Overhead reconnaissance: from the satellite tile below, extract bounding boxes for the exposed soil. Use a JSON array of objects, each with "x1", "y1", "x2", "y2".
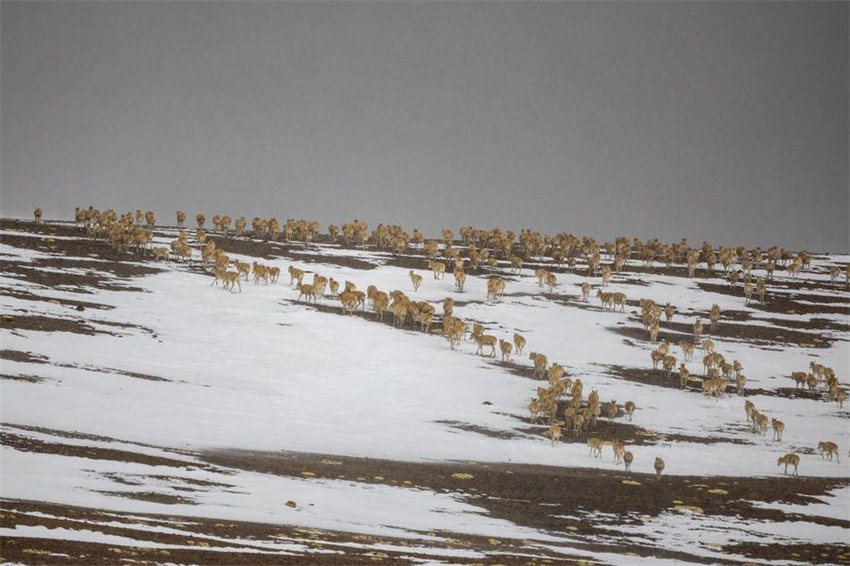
[
  {"x1": 609, "y1": 317, "x2": 835, "y2": 349},
  {"x1": 696, "y1": 282, "x2": 850, "y2": 316},
  {"x1": 0, "y1": 313, "x2": 114, "y2": 336},
  {"x1": 0, "y1": 432, "x2": 211, "y2": 471}
]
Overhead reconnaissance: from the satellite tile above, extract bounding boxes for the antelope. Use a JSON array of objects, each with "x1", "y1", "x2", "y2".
[
  {"x1": 709, "y1": 304, "x2": 721, "y2": 332},
  {"x1": 744, "y1": 280, "x2": 754, "y2": 303},
  {"x1": 268, "y1": 266, "x2": 281, "y2": 284},
  {"x1": 597, "y1": 290, "x2": 614, "y2": 310},
  {"x1": 662, "y1": 355, "x2": 676, "y2": 379},
  {"x1": 679, "y1": 340, "x2": 695, "y2": 362},
  {"x1": 428, "y1": 259, "x2": 446, "y2": 279},
  {"x1": 474, "y1": 333, "x2": 498, "y2": 357},
  {"x1": 443, "y1": 297, "x2": 454, "y2": 318},
  {"x1": 513, "y1": 333, "x2": 526, "y2": 356},
  {"x1": 791, "y1": 371, "x2": 808, "y2": 389},
  {"x1": 818, "y1": 441, "x2": 839, "y2": 463},
  {"x1": 805, "y1": 374, "x2": 818, "y2": 391},
  {"x1": 529, "y1": 352, "x2": 548, "y2": 378},
  {"x1": 611, "y1": 292, "x2": 627, "y2": 312},
  {"x1": 693, "y1": 318, "x2": 704, "y2": 340},
  {"x1": 373, "y1": 292, "x2": 389, "y2": 321},
  {"x1": 196, "y1": 213, "x2": 205, "y2": 228},
  {"x1": 234, "y1": 259, "x2": 251, "y2": 281},
  {"x1": 296, "y1": 282, "x2": 317, "y2": 304},
  {"x1": 288, "y1": 265, "x2": 305, "y2": 286},
  {"x1": 624, "y1": 401, "x2": 635, "y2": 421},
  {"x1": 339, "y1": 291, "x2": 359, "y2": 315},
  {"x1": 546, "y1": 423, "x2": 562, "y2": 446},
  {"x1": 651, "y1": 349, "x2": 665, "y2": 370},
  {"x1": 499, "y1": 339, "x2": 513, "y2": 362},
  {"x1": 736, "y1": 374, "x2": 747, "y2": 396},
  {"x1": 222, "y1": 270, "x2": 241, "y2": 293},
  {"x1": 581, "y1": 282, "x2": 591, "y2": 302},
  {"x1": 771, "y1": 418, "x2": 785, "y2": 441},
  {"x1": 679, "y1": 364, "x2": 691, "y2": 389},
  {"x1": 587, "y1": 437, "x2": 604, "y2": 458},
  {"x1": 409, "y1": 270, "x2": 423, "y2": 291},
  {"x1": 601, "y1": 266, "x2": 611, "y2": 286},
  {"x1": 510, "y1": 255, "x2": 524, "y2": 274},
  {"x1": 454, "y1": 269, "x2": 467, "y2": 292},
  {"x1": 744, "y1": 400, "x2": 756, "y2": 422},
  {"x1": 757, "y1": 277, "x2": 767, "y2": 303},
  {"x1": 604, "y1": 400, "x2": 618, "y2": 422},
  {"x1": 535, "y1": 268, "x2": 549, "y2": 287},
  {"x1": 777, "y1": 453, "x2": 800, "y2": 476},
  {"x1": 34, "y1": 207, "x2": 42, "y2": 223},
  {"x1": 623, "y1": 451, "x2": 634, "y2": 472},
  {"x1": 487, "y1": 277, "x2": 506, "y2": 301},
  {"x1": 832, "y1": 386, "x2": 846, "y2": 409},
  {"x1": 176, "y1": 210, "x2": 186, "y2": 228},
  {"x1": 152, "y1": 246, "x2": 169, "y2": 261},
  {"x1": 328, "y1": 278, "x2": 340, "y2": 297},
  {"x1": 611, "y1": 440, "x2": 625, "y2": 464},
  {"x1": 664, "y1": 303, "x2": 675, "y2": 324},
  {"x1": 545, "y1": 272, "x2": 557, "y2": 293},
  {"x1": 648, "y1": 320, "x2": 660, "y2": 343},
  {"x1": 654, "y1": 457, "x2": 665, "y2": 478}
]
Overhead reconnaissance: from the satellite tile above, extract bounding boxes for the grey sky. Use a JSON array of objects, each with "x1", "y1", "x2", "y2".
[{"x1": 2, "y1": 1, "x2": 847, "y2": 251}]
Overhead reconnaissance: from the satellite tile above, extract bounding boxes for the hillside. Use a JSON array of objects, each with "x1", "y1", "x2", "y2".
[{"x1": 1, "y1": 217, "x2": 848, "y2": 565}]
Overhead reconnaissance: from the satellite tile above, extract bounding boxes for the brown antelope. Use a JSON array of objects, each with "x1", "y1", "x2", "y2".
[
  {"x1": 454, "y1": 269, "x2": 467, "y2": 292},
  {"x1": 296, "y1": 282, "x2": 317, "y2": 304},
  {"x1": 624, "y1": 401, "x2": 635, "y2": 421},
  {"x1": 529, "y1": 352, "x2": 548, "y2": 378},
  {"x1": 268, "y1": 266, "x2": 281, "y2": 284},
  {"x1": 818, "y1": 441, "x2": 839, "y2": 463},
  {"x1": 328, "y1": 278, "x2": 340, "y2": 297},
  {"x1": 777, "y1": 453, "x2": 800, "y2": 476},
  {"x1": 176, "y1": 210, "x2": 186, "y2": 228},
  {"x1": 611, "y1": 292, "x2": 627, "y2": 312},
  {"x1": 474, "y1": 333, "x2": 498, "y2": 357},
  {"x1": 535, "y1": 268, "x2": 549, "y2": 287},
  {"x1": 288, "y1": 265, "x2": 305, "y2": 286},
  {"x1": 487, "y1": 277, "x2": 506, "y2": 301},
  {"x1": 499, "y1": 339, "x2": 513, "y2": 362},
  {"x1": 654, "y1": 457, "x2": 665, "y2": 478},
  {"x1": 597, "y1": 290, "x2": 614, "y2": 310},
  {"x1": 757, "y1": 277, "x2": 767, "y2": 302},
  {"x1": 409, "y1": 270, "x2": 423, "y2": 291},
  {"x1": 234, "y1": 259, "x2": 251, "y2": 281},
  {"x1": 222, "y1": 270, "x2": 241, "y2": 293},
  {"x1": 443, "y1": 297, "x2": 454, "y2": 318},
  {"x1": 611, "y1": 440, "x2": 625, "y2": 464},
  {"x1": 339, "y1": 291, "x2": 359, "y2": 315},
  {"x1": 664, "y1": 303, "x2": 675, "y2": 324},
  {"x1": 623, "y1": 451, "x2": 634, "y2": 472},
  {"x1": 545, "y1": 272, "x2": 557, "y2": 293},
  {"x1": 791, "y1": 371, "x2": 808, "y2": 389},
  {"x1": 709, "y1": 304, "x2": 721, "y2": 332},
  {"x1": 736, "y1": 374, "x2": 746, "y2": 396},
  {"x1": 679, "y1": 340, "x2": 695, "y2": 362},
  {"x1": 513, "y1": 333, "x2": 526, "y2": 356},
  {"x1": 679, "y1": 364, "x2": 691, "y2": 389},
  {"x1": 771, "y1": 418, "x2": 785, "y2": 441},
  {"x1": 581, "y1": 282, "x2": 591, "y2": 302},
  {"x1": 34, "y1": 207, "x2": 43, "y2": 223},
  {"x1": 587, "y1": 437, "x2": 604, "y2": 458},
  {"x1": 428, "y1": 259, "x2": 446, "y2": 279},
  {"x1": 693, "y1": 318, "x2": 704, "y2": 340}
]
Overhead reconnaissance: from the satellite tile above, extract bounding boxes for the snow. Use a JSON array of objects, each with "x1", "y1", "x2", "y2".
[{"x1": 2, "y1": 226, "x2": 849, "y2": 561}]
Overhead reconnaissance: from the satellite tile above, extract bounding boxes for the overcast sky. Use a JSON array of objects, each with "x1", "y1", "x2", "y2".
[{"x1": 2, "y1": 1, "x2": 847, "y2": 251}]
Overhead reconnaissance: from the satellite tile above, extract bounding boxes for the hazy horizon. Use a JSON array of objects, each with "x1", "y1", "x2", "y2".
[{"x1": 2, "y1": 1, "x2": 848, "y2": 252}]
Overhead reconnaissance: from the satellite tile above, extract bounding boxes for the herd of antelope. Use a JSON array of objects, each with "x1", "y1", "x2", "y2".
[{"x1": 35, "y1": 206, "x2": 850, "y2": 476}]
